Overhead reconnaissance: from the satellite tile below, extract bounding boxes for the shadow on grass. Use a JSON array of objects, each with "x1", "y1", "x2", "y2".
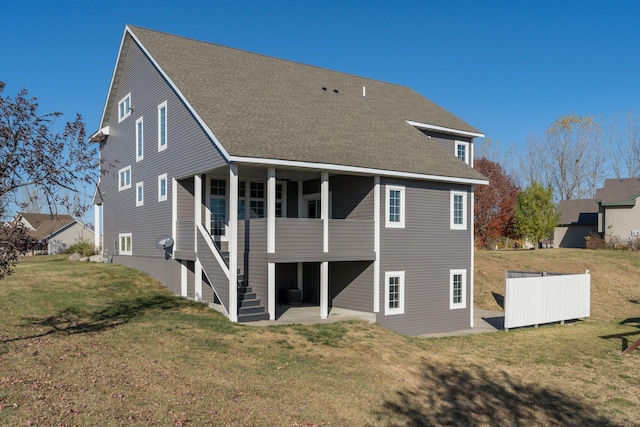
[
  {"x1": 377, "y1": 363, "x2": 620, "y2": 426},
  {"x1": 3, "y1": 294, "x2": 182, "y2": 343},
  {"x1": 600, "y1": 317, "x2": 640, "y2": 353}
]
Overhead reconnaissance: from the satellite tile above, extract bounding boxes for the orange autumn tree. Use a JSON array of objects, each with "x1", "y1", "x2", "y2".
[{"x1": 474, "y1": 157, "x2": 519, "y2": 248}]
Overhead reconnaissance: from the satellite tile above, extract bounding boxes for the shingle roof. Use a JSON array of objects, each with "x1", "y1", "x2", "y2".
[
  {"x1": 556, "y1": 199, "x2": 598, "y2": 225},
  {"x1": 102, "y1": 26, "x2": 487, "y2": 182},
  {"x1": 18, "y1": 213, "x2": 76, "y2": 240},
  {"x1": 594, "y1": 178, "x2": 640, "y2": 206}
]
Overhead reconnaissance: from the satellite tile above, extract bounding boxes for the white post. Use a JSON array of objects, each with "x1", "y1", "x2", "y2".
[
  {"x1": 268, "y1": 262, "x2": 276, "y2": 320},
  {"x1": 94, "y1": 204, "x2": 101, "y2": 253},
  {"x1": 373, "y1": 176, "x2": 380, "y2": 312},
  {"x1": 171, "y1": 178, "x2": 177, "y2": 255},
  {"x1": 181, "y1": 261, "x2": 188, "y2": 297},
  {"x1": 469, "y1": 186, "x2": 475, "y2": 328},
  {"x1": 194, "y1": 174, "x2": 202, "y2": 301},
  {"x1": 320, "y1": 261, "x2": 328, "y2": 319},
  {"x1": 229, "y1": 165, "x2": 239, "y2": 322},
  {"x1": 321, "y1": 172, "x2": 329, "y2": 253},
  {"x1": 267, "y1": 168, "x2": 276, "y2": 253}
]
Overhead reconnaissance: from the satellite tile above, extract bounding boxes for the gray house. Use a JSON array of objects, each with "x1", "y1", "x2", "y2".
[
  {"x1": 91, "y1": 26, "x2": 487, "y2": 335},
  {"x1": 554, "y1": 199, "x2": 598, "y2": 248},
  {"x1": 595, "y1": 178, "x2": 640, "y2": 243}
]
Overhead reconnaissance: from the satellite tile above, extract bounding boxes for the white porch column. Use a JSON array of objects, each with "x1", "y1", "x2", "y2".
[
  {"x1": 229, "y1": 165, "x2": 239, "y2": 322},
  {"x1": 470, "y1": 185, "x2": 475, "y2": 328},
  {"x1": 194, "y1": 174, "x2": 202, "y2": 301},
  {"x1": 180, "y1": 261, "x2": 188, "y2": 297},
  {"x1": 321, "y1": 172, "x2": 329, "y2": 253},
  {"x1": 373, "y1": 175, "x2": 380, "y2": 312},
  {"x1": 267, "y1": 167, "x2": 276, "y2": 253},
  {"x1": 268, "y1": 262, "x2": 276, "y2": 320},
  {"x1": 93, "y1": 204, "x2": 101, "y2": 253},
  {"x1": 172, "y1": 178, "x2": 177, "y2": 256},
  {"x1": 320, "y1": 261, "x2": 328, "y2": 319}
]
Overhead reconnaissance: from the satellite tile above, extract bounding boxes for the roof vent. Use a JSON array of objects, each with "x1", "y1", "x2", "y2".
[
  {"x1": 363, "y1": 86, "x2": 366, "y2": 97},
  {"x1": 333, "y1": 89, "x2": 339, "y2": 93},
  {"x1": 322, "y1": 87, "x2": 327, "y2": 91}
]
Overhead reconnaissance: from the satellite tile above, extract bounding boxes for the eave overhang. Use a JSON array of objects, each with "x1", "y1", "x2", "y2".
[
  {"x1": 89, "y1": 126, "x2": 110, "y2": 143},
  {"x1": 406, "y1": 120, "x2": 485, "y2": 139}
]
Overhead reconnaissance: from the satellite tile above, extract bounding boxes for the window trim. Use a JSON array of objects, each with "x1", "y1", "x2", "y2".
[
  {"x1": 135, "y1": 116, "x2": 144, "y2": 161},
  {"x1": 450, "y1": 190, "x2": 467, "y2": 230},
  {"x1": 118, "y1": 93, "x2": 131, "y2": 123},
  {"x1": 118, "y1": 166, "x2": 131, "y2": 191},
  {"x1": 384, "y1": 271, "x2": 405, "y2": 315},
  {"x1": 119, "y1": 233, "x2": 132, "y2": 256},
  {"x1": 455, "y1": 141, "x2": 469, "y2": 165},
  {"x1": 158, "y1": 173, "x2": 168, "y2": 202},
  {"x1": 450, "y1": 269, "x2": 467, "y2": 309},
  {"x1": 158, "y1": 101, "x2": 167, "y2": 152},
  {"x1": 136, "y1": 182, "x2": 144, "y2": 207},
  {"x1": 385, "y1": 185, "x2": 405, "y2": 228}
]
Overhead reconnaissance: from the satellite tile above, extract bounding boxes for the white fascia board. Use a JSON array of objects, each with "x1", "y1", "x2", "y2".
[
  {"x1": 126, "y1": 27, "x2": 231, "y2": 162},
  {"x1": 406, "y1": 120, "x2": 485, "y2": 139},
  {"x1": 230, "y1": 156, "x2": 489, "y2": 186},
  {"x1": 89, "y1": 126, "x2": 110, "y2": 142}
]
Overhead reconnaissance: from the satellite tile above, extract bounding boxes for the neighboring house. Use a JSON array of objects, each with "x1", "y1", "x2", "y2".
[
  {"x1": 91, "y1": 26, "x2": 488, "y2": 335},
  {"x1": 595, "y1": 178, "x2": 640, "y2": 243},
  {"x1": 9, "y1": 213, "x2": 95, "y2": 254},
  {"x1": 554, "y1": 199, "x2": 598, "y2": 248}
]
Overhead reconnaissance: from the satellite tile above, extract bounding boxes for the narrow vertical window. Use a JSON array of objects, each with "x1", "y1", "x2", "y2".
[
  {"x1": 450, "y1": 191, "x2": 467, "y2": 230},
  {"x1": 158, "y1": 173, "x2": 168, "y2": 202},
  {"x1": 455, "y1": 141, "x2": 469, "y2": 165},
  {"x1": 384, "y1": 271, "x2": 405, "y2": 315},
  {"x1": 158, "y1": 101, "x2": 167, "y2": 151},
  {"x1": 118, "y1": 166, "x2": 131, "y2": 191},
  {"x1": 385, "y1": 185, "x2": 405, "y2": 228},
  {"x1": 210, "y1": 178, "x2": 226, "y2": 236},
  {"x1": 118, "y1": 93, "x2": 131, "y2": 122},
  {"x1": 450, "y1": 269, "x2": 467, "y2": 309},
  {"x1": 119, "y1": 233, "x2": 132, "y2": 255},
  {"x1": 136, "y1": 182, "x2": 144, "y2": 206},
  {"x1": 136, "y1": 117, "x2": 144, "y2": 161}
]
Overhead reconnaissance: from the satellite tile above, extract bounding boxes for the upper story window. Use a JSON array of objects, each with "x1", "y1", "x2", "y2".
[
  {"x1": 136, "y1": 117, "x2": 144, "y2": 161},
  {"x1": 118, "y1": 166, "x2": 131, "y2": 191},
  {"x1": 450, "y1": 269, "x2": 467, "y2": 309},
  {"x1": 158, "y1": 173, "x2": 168, "y2": 202},
  {"x1": 119, "y1": 233, "x2": 132, "y2": 255},
  {"x1": 455, "y1": 141, "x2": 470, "y2": 165},
  {"x1": 136, "y1": 182, "x2": 144, "y2": 206},
  {"x1": 450, "y1": 191, "x2": 467, "y2": 230},
  {"x1": 118, "y1": 93, "x2": 131, "y2": 123},
  {"x1": 158, "y1": 101, "x2": 167, "y2": 151},
  {"x1": 384, "y1": 271, "x2": 405, "y2": 315},
  {"x1": 385, "y1": 185, "x2": 405, "y2": 228}
]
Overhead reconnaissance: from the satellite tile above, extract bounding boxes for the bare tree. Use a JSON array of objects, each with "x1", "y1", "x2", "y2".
[
  {"x1": 609, "y1": 111, "x2": 640, "y2": 179},
  {"x1": 0, "y1": 81, "x2": 99, "y2": 278}
]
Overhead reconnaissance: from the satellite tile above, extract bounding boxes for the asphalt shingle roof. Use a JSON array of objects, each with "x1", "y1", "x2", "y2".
[
  {"x1": 102, "y1": 26, "x2": 487, "y2": 182},
  {"x1": 594, "y1": 178, "x2": 640, "y2": 206},
  {"x1": 556, "y1": 199, "x2": 598, "y2": 225}
]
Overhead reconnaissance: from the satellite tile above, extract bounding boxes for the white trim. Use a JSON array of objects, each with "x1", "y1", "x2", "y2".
[
  {"x1": 194, "y1": 259, "x2": 202, "y2": 301},
  {"x1": 118, "y1": 232, "x2": 132, "y2": 256},
  {"x1": 158, "y1": 173, "x2": 168, "y2": 202},
  {"x1": 117, "y1": 92, "x2": 131, "y2": 123},
  {"x1": 267, "y1": 168, "x2": 276, "y2": 253},
  {"x1": 450, "y1": 190, "x2": 467, "y2": 230},
  {"x1": 89, "y1": 126, "x2": 109, "y2": 142},
  {"x1": 455, "y1": 140, "x2": 470, "y2": 165},
  {"x1": 135, "y1": 116, "x2": 144, "y2": 161},
  {"x1": 229, "y1": 165, "x2": 238, "y2": 322},
  {"x1": 172, "y1": 178, "x2": 177, "y2": 255},
  {"x1": 406, "y1": 120, "x2": 485, "y2": 138},
  {"x1": 302, "y1": 192, "x2": 332, "y2": 218},
  {"x1": 320, "y1": 261, "x2": 329, "y2": 319},
  {"x1": 470, "y1": 186, "x2": 475, "y2": 327},
  {"x1": 158, "y1": 101, "x2": 167, "y2": 152},
  {"x1": 373, "y1": 176, "x2": 380, "y2": 313},
  {"x1": 321, "y1": 172, "x2": 329, "y2": 253},
  {"x1": 118, "y1": 166, "x2": 131, "y2": 191},
  {"x1": 450, "y1": 269, "x2": 467, "y2": 309},
  {"x1": 135, "y1": 181, "x2": 144, "y2": 206},
  {"x1": 94, "y1": 204, "x2": 101, "y2": 253},
  {"x1": 384, "y1": 271, "x2": 405, "y2": 315},
  {"x1": 385, "y1": 185, "x2": 405, "y2": 228},
  {"x1": 230, "y1": 156, "x2": 488, "y2": 186},
  {"x1": 180, "y1": 261, "x2": 187, "y2": 297},
  {"x1": 268, "y1": 262, "x2": 276, "y2": 320},
  {"x1": 194, "y1": 174, "x2": 202, "y2": 250}
]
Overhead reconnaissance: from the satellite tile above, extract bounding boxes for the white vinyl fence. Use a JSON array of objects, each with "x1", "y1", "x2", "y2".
[{"x1": 504, "y1": 270, "x2": 590, "y2": 331}]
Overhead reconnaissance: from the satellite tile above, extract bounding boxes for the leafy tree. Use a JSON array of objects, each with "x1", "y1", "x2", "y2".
[
  {"x1": 513, "y1": 182, "x2": 558, "y2": 249},
  {"x1": 0, "y1": 81, "x2": 98, "y2": 278},
  {"x1": 474, "y1": 157, "x2": 519, "y2": 248}
]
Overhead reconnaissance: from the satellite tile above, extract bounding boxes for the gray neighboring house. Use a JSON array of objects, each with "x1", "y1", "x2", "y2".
[
  {"x1": 554, "y1": 199, "x2": 598, "y2": 248},
  {"x1": 595, "y1": 178, "x2": 640, "y2": 242},
  {"x1": 91, "y1": 25, "x2": 488, "y2": 335},
  {"x1": 13, "y1": 213, "x2": 95, "y2": 254}
]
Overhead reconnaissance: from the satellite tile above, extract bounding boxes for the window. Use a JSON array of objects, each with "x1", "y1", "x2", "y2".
[
  {"x1": 136, "y1": 182, "x2": 144, "y2": 206},
  {"x1": 455, "y1": 141, "x2": 469, "y2": 164},
  {"x1": 384, "y1": 271, "x2": 405, "y2": 315},
  {"x1": 118, "y1": 93, "x2": 131, "y2": 122},
  {"x1": 249, "y1": 182, "x2": 265, "y2": 218},
  {"x1": 210, "y1": 178, "x2": 227, "y2": 236},
  {"x1": 136, "y1": 117, "x2": 144, "y2": 161},
  {"x1": 119, "y1": 233, "x2": 132, "y2": 255},
  {"x1": 450, "y1": 191, "x2": 467, "y2": 230},
  {"x1": 385, "y1": 185, "x2": 405, "y2": 228},
  {"x1": 158, "y1": 101, "x2": 167, "y2": 151},
  {"x1": 118, "y1": 166, "x2": 131, "y2": 191},
  {"x1": 450, "y1": 269, "x2": 467, "y2": 309},
  {"x1": 158, "y1": 174, "x2": 168, "y2": 202}
]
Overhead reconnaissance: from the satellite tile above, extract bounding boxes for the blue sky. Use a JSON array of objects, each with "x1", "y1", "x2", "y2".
[{"x1": 1, "y1": 1, "x2": 639, "y2": 159}]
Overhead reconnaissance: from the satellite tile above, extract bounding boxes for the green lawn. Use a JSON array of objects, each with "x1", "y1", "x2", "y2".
[{"x1": 0, "y1": 252, "x2": 638, "y2": 426}]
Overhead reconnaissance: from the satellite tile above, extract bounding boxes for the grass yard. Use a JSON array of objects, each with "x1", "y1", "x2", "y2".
[{"x1": 0, "y1": 250, "x2": 638, "y2": 426}]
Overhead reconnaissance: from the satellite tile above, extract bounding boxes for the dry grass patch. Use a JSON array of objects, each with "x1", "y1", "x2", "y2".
[{"x1": 0, "y1": 253, "x2": 639, "y2": 425}]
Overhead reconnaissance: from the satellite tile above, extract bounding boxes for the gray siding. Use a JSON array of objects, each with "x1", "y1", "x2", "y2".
[
  {"x1": 377, "y1": 178, "x2": 473, "y2": 336},
  {"x1": 331, "y1": 175, "x2": 374, "y2": 219},
  {"x1": 421, "y1": 130, "x2": 472, "y2": 157},
  {"x1": 197, "y1": 231, "x2": 229, "y2": 309},
  {"x1": 330, "y1": 261, "x2": 374, "y2": 312},
  {"x1": 112, "y1": 255, "x2": 181, "y2": 295},
  {"x1": 101, "y1": 39, "x2": 226, "y2": 291},
  {"x1": 247, "y1": 219, "x2": 268, "y2": 304}
]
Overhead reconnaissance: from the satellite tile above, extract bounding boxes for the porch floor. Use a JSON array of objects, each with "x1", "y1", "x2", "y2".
[{"x1": 247, "y1": 303, "x2": 376, "y2": 326}]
